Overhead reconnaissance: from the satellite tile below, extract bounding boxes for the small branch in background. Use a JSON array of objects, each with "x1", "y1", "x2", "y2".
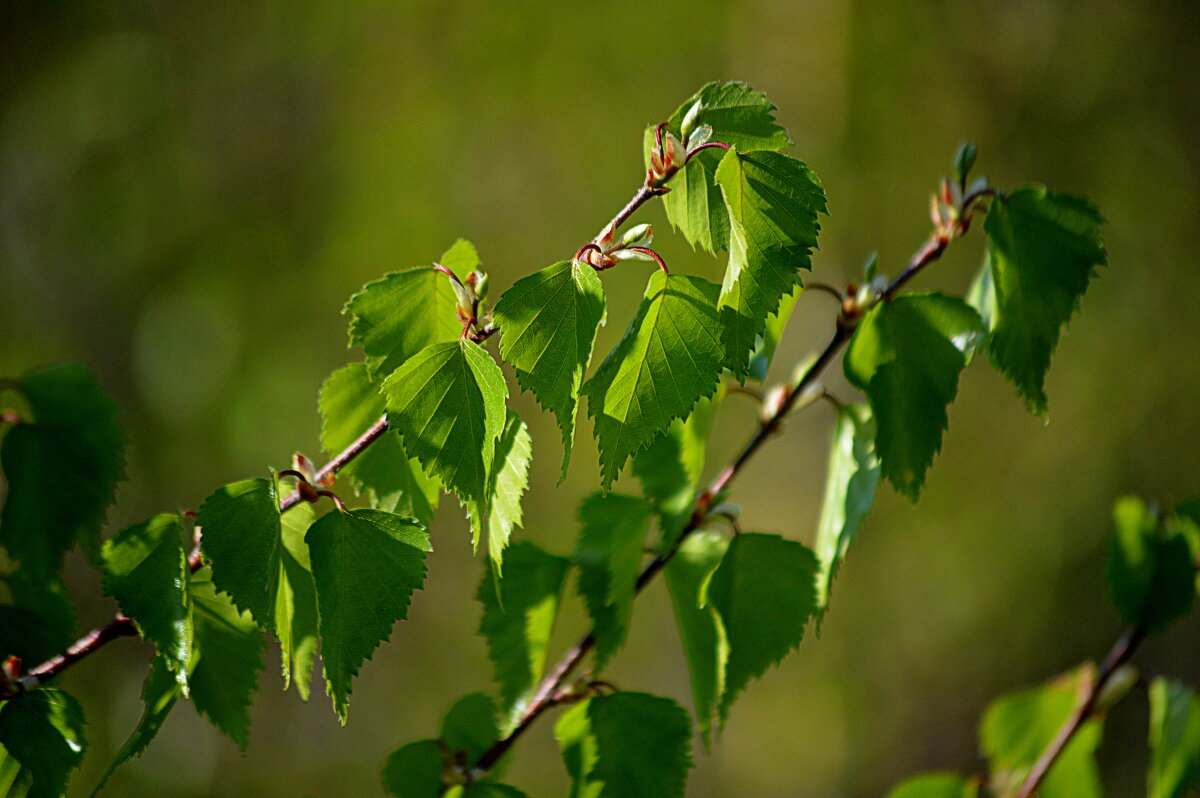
[{"x1": 1012, "y1": 627, "x2": 1147, "y2": 798}]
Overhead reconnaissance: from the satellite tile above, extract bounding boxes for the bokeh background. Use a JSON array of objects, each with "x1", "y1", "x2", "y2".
[{"x1": 2, "y1": 1, "x2": 1199, "y2": 796}]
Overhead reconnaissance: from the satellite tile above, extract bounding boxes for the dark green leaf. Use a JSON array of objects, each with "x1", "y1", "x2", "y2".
[
  {"x1": 346, "y1": 267, "x2": 462, "y2": 380},
  {"x1": 188, "y1": 569, "x2": 265, "y2": 749},
  {"x1": 574, "y1": 494, "x2": 652, "y2": 669},
  {"x1": 714, "y1": 149, "x2": 826, "y2": 376},
  {"x1": 88, "y1": 657, "x2": 183, "y2": 797},
  {"x1": 0, "y1": 605, "x2": 65, "y2": 667},
  {"x1": 101, "y1": 513, "x2": 192, "y2": 683},
  {"x1": 477, "y1": 542, "x2": 570, "y2": 725},
  {"x1": 707, "y1": 533, "x2": 819, "y2": 723},
  {"x1": 632, "y1": 391, "x2": 720, "y2": 548},
  {"x1": 381, "y1": 739, "x2": 444, "y2": 798},
  {"x1": 0, "y1": 361, "x2": 125, "y2": 578},
  {"x1": 981, "y1": 665, "x2": 1102, "y2": 798},
  {"x1": 583, "y1": 272, "x2": 724, "y2": 489},
  {"x1": 843, "y1": 293, "x2": 985, "y2": 500},
  {"x1": 462, "y1": 783, "x2": 529, "y2": 798},
  {"x1": 887, "y1": 772, "x2": 978, "y2": 798},
  {"x1": 441, "y1": 692, "x2": 499, "y2": 764},
  {"x1": 1148, "y1": 678, "x2": 1200, "y2": 798},
  {"x1": 493, "y1": 260, "x2": 606, "y2": 474},
  {"x1": 197, "y1": 476, "x2": 282, "y2": 629},
  {"x1": 0, "y1": 689, "x2": 86, "y2": 798},
  {"x1": 557, "y1": 692, "x2": 692, "y2": 798},
  {"x1": 983, "y1": 187, "x2": 1106, "y2": 414},
  {"x1": 663, "y1": 530, "x2": 728, "y2": 747},
  {"x1": 1106, "y1": 496, "x2": 1195, "y2": 633},
  {"x1": 383, "y1": 341, "x2": 508, "y2": 549},
  {"x1": 319, "y1": 362, "x2": 439, "y2": 523},
  {"x1": 813, "y1": 404, "x2": 880, "y2": 615},
  {"x1": 306, "y1": 508, "x2": 430, "y2": 722}
]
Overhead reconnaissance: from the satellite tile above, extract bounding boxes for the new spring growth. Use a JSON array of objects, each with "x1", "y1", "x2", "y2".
[
  {"x1": 579, "y1": 223, "x2": 658, "y2": 269},
  {"x1": 647, "y1": 124, "x2": 687, "y2": 187}
]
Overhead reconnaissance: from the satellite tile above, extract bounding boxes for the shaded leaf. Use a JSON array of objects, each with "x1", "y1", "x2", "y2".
[
  {"x1": 983, "y1": 187, "x2": 1106, "y2": 414},
  {"x1": 306, "y1": 508, "x2": 430, "y2": 723},
  {"x1": 981, "y1": 665, "x2": 1102, "y2": 798},
  {"x1": 88, "y1": 658, "x2": 183, "y2": 797},
  {"x1": 477, "y1": 542, "x2": 570, "y2": 726},
  {"x1": 493, "y1": 260, "x2": 606, "y2": 474},
  {"x1": 663, "y1": 530, "x2": 729, "y2": 747},
  {"x1": 197, "y1": 476, "x2": 282, "y2": 629},
  {"x1": 1148, "y1": 678, "x2": 1200, "y2": 798},
  {"x1": 574, "y1": 494, "x2": 652, "y2": 669},
  {"x1": 707, "y1": 533, "x2": 819, "y2": 723},
  {"x1": 886, "y1": 772, "x2": 978, "y2": 798},
  {"x1": 441, "y1": 692, "x2": 499, "y2": 764},
  {"x1": 188, "y1": 569, "x2": 265, "y2": 749},
  {"x1": 381, "y1": 739, "x2": 444, "y2": 798},
  {"x1": 1106, "y1": 496, "x2": 1195, "y2": 633},
  {"x1": 583, "y1": 272, "x2": 724, "y2": 489},
  {"x1": 0, "y1": 361, "x2": 125, "y2": 579},
  {"x1": 843, "y1": 293, "x2": 985, "y2": 500},
  {"x1": 0, "y1": 689, "x2": 86, "y2": 798}
]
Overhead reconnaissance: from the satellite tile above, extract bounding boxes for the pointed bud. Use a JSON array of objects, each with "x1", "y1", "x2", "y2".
[
  {"x1": 953, "y1": 140, "x2": 978, "y2": 188},
  {"x1": 619, "y1": 223, "x2": 653, "y2": 249},
  {"x1": 863, "y1": 252, "x2": 879, "y2": 282},
  {"x1": 292, "y1": 453, "x2": 317, "y2": 484},
  {"x1": 466, "y1": 270, "x2": 489, "y2": 302},
  {"x1": 611, "y1": 248, "x2": 655, "y2": 262},
  {"x1": 664, "y1": 132, "x2": 686, "y2": 172},
  {"x1": 680, "y1": 100, "x2": 703, "y2": 141},
  {"x1": 686, "y1": 123, "x2": 713, "y2": 151}
]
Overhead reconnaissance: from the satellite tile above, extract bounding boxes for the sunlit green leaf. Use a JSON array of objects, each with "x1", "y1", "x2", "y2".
[
  {"x1": 346, "y1": 267, "x2": 462, "y2": 380},
  {"x1": 1148, "y1": 678, "x2": 1200, "y2": 798},
  {"x1": 886, "y1": 772, "x2": 978, "y2": 798},
  {"x1": 486, "y1": 411, "x2": 533, "y2": 572},
  {"x1": 494, "y1": 260, "x2": 606, "y2": 475},
  {"x1": 583, "y1": 272, "x2": 724, "y2": 489}
]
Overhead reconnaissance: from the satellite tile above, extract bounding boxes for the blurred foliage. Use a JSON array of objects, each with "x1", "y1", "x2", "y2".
[{"x1": 1, "y1": 1, "x2": 1198, "y2": 796}]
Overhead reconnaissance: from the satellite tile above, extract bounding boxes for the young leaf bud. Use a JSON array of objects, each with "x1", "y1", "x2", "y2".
[
  {"x1": 619, "y1": 223, "x2": 654, "y2": 249},
  {"x1": 686, "y1": 123, "x2": 713, "y2": 151},
  {"x1": 611, "y1": 248, "x2": 655, "y2": 262},
  {"x1": 863, "y1": 252, "x2": 879, "y2": 283},
  {"x1": 954, "y1": 140, "x2": 978, "y2": 188},
  {"x1": 680, "y1": 100, "x2": 703, "y2": 141},
  {"x1": 466, "y1": 270, "x2": 489, "y2": 303}
]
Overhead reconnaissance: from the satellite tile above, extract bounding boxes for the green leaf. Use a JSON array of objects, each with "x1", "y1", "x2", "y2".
[
  {"x1": 707, "y1": 533, "x2": 819, "y2": 723},
  {"x1": 983, "y1": 187, "x2": 1106, "y2": 414},
  {"x1": 714, "y1": 150, "x2": 826, "y2": 376},
  {"x1": 1106, "y1": 496, "x2": 1195, "y2": 633},
  {"x1": 583, "y1": 271, "x2": 725, "y2": 489},
  {"x1": 1149, "y1": 678, "x2": 1200, "y2": 798},
  {"x1": 2, "y1": 573, "x2": 75, "y2": 657},
  {"x1": 439, "y1": 238, "x2": 481, "y2": 280},
  {"x1": 346, "y1": 267, "x2": 463, "y2": 380},
  {"x1": 981, "y1": 665, "x2": 1102, "y2": 798},
  {"x1": 0, "y1": 689, "x2": 86, "y2": 798},
  {"x1": 476, "y1": 542, "x2": 570, "y2": 725},
  {"x1": 652, "y1": 82, "x2": 792, "y2": 253},
  {"x1": 381, "y1": 739, "x2": 444, "y2": 798},
  {"x1": 664, "y1": 530, "x2": 729, "y2": 747},
  {"x1": 965, "y1": 251, "x2": 996, "y2": 330},
  {"x1": 305, "y1": 508, "x2": 431, "y2": 723},
  {"x1": 574, "y1": 494, "x2": 652, "y2": 669},
  {"x1": 746, "y1": 285, "x2": 801, "y2": 382},
  {"x1": 88, "y1": 657, "x2": 183, "y2": 797},
  {"x1": 463, "y1": 783, "x2": 529, "y2": 798},
  {"x1": 188, "y1": 568, "x2": 265, "y2": 749},
  {"x1": 101, "y1": 513, "x2": 193, "y2": 684},
  {"x1": 319, "y1": 362, "x2": 439, "y2": 523},
  {"x1": 493, "y1": 260, "x2": 606, "y2": 474},
  {"x1": 383, "y1": 340, "x2": 508, "y2": 547},
  {"x1": 886, "y1": 772, "x2": 978, "y2": 798},
  {"x1": 557, "y1": 693, "x2": 692, "y2": 798},
  {"x1": 813, "y1": 404, "x2": 880, "y2": 615},
  {"x1": 632, "y1": 391, "x2": 720, "y2": 548},
  {"x1": 277, "y1": 501, "x2": 319, "y2": 699},
  {"x1": 197, "y1": 476, "x2": 283, "y2": 629},
  {"x1": 441, "y1": 692, "x2": 499, "y2": 763},
  {"x1": 0, "y1": 605, "x2": 63, "y2": 666},
  {"x1": 485, "y1": 411, "x2": 533, "y2": 571},
  {"x1": 0, "y1": 361, "x2": 125, "y2": 579},
  {"x1": 843, "y1": 293, "x2": 985, "y2": 500}
]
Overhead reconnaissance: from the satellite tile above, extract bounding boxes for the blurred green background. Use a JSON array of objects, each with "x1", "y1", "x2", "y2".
[{"x1": 2, "y1": 1, "x2": 1198, "y2": 795}]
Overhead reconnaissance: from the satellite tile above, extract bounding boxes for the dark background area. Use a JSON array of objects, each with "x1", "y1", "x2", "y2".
[{"x1": 1, "y1": 1, "x2": 1198, "y2": 795}]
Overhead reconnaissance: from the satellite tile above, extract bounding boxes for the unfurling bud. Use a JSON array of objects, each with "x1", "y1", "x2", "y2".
[
  {"x1": 466, "y1": 269, "x2": 489, "y2": 303},
  {"x1": 292, "y1": 452, "x2": 317, "y2": 484},
  {"x1": 648, "y1": 129, "x2": 688, "y2": 187},
  {"x1": 619, "y1": 223, "x2": 654, "y2": 249},
  {"x1": 611, "y1": 248, "x2": 655, "y2": 262},
  {"x1": 680, "y1": 100, "x2": 703, "y2": 141},
  {"x1": 953, "y1": 140, "x2": 978, "y2": 188},
  {"x1": 686, "y1": 123, "x2": 713, "y2": 151}
]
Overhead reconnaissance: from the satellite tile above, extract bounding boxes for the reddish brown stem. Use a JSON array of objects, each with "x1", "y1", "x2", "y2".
[
  {"x1": 625, "y1": 247, "x2": 669, "y2": 274},
  {"x1": 686, "y1": 141, "x2": 731, "y2": 159}
]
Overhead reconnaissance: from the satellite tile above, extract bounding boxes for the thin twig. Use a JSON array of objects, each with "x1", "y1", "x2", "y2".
[{"x1": 1012, "y1": 627, "x2": 1146, "y2": 798}]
